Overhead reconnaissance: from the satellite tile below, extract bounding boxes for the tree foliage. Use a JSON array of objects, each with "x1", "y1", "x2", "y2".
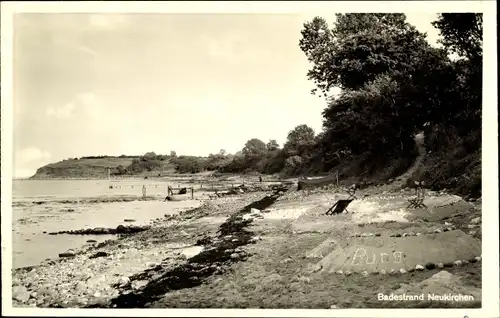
[{"x1": 432, "y1": 13, "x2": 483, "y2": 61}]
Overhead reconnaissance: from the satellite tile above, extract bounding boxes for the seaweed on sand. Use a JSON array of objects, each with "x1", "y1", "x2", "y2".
[{"x1": 87, "y1": 187, "x2": 289, "y2": 308}]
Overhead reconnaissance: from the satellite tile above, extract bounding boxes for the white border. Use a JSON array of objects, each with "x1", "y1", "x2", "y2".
[{"x1": 1, "y1": 1, "x2": 498, "y2": 317}]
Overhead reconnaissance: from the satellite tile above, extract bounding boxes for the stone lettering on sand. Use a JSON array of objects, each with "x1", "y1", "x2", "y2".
[{"x1": 351, "y1": 248, "x2": 404, "y2": 266}]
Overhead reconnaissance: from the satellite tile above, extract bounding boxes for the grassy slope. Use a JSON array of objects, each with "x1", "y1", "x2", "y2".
[{"x1": 31, "y1": 157, "x2": 176, "y2": 179}]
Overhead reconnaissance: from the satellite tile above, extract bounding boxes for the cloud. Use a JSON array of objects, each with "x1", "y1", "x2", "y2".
[
  {"x1": 46, "y1": 92, "x2": 101, "y2": 119},
  {"x1": 46, "y1": 102, "x2": 76, "y2": 118},
  {"x1": 17, "y1": 147, "x2": 51, "y2": 164}
]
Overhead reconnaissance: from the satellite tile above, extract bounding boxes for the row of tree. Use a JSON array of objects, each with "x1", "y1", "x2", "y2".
[{"x1": 111, "y1": 13, "x2": 482, "y2": 196}]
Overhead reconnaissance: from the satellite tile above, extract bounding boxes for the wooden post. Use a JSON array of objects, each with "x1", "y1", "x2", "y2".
[
  {"x1": 336, "y1": 171, "x2": 339, "y2": 187},
  {"x1": 191, "y1": 187, "x2": 194, "y2": 199}
]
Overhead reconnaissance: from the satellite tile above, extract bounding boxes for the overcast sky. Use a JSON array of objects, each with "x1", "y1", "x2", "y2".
[{"x1": 12, "y1": 12, "x2": 441, "y2": 178}]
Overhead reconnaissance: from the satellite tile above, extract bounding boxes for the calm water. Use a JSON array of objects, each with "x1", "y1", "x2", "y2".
[{"x1": 11, "y1": 179, "x2": 202, "y2": 269}]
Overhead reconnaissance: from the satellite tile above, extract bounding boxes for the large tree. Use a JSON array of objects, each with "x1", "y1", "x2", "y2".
[
  {"x1": 432, "y1": 13, "x2": 483, "y2": 61},
  {"x1": 284, "y1": 124, "x2": 316, "y2": 157},
  {"x1": 299, "y1": 14, "x2": 431, "y2": 95}
]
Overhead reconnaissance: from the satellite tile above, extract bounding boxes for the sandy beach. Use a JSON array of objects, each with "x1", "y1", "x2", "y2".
[{"x1": 11, "y1": 180, "x2": 482, "y2": 309}]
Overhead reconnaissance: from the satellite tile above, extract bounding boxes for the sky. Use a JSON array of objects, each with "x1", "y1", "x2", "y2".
[{"x1": 11, "y1": 12, "x2": 441, "y2": 178}]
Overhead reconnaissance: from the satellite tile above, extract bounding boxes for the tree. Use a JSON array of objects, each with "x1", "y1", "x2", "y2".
[
  {"x1": 143, "y1": 152, "x2": 157, "y2": 160},
  {"x1": 169, "y1": 151, "x2": 177, "y2": 158},
  {"x1": 242, "y1": 138, "x2": 267, "y2": 159},
  {"x1": 432, "y1": 13, "x2": 483, "y2": 61},
  {"x1": 284, "y1": 124, "x2": 316, "y2": 157},
  {"x1": 299, "y1": 14, "x2": 430, "y2": 94},
  {"x1": 266, "y1": 140, "x2": 280, "y2": 151}
]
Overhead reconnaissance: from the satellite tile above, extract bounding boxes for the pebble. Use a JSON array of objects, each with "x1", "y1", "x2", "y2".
[
  {"x1": 361, "y1": 271, "x2": 369, "y2": 277},
  {"x1": 298, "y1": 276, "x2": 311, "y2": 283},
  {"x1": 415, "y1": 264, "x2": 425, "y2": 271},
  {"x1": 118, "y1": 276, "x2": 130, "y2": 287},
  {"x1": 388, "y1": 269, "x2": 397, "y2": 276},
  {"x1": 12, "y1": 285, "x2": 30, "y2": 302},
  {"x1": 469, "y1": 230, "x2": 477, "y2": 236},
  {"x1": 470, "y1": 217, "x2": 481, "y2": 224},
  {"x1": 146, "y1": 262, "x2": 158, "y2": 268},
  {"x1": 230, "y1": 253, "x2": 239, "y2": 259},
  {"x1": 131, "y1": 280, "x2": 148, "y2": 290},
  {"x1": 453, "y1": 260, "x2": 463, "y2": 266},
  {"x1": 330, "y1": 305, "x2": 338, "y2": 309},
  {"x1": 437, "y1": 263, "x2": 444, "y2": 269},
  {"x1": 399, "y1": 268, "x2": 407, "y2": 274},
  {"x1": 434, "y1": 229, "x2": 442, "y2": 233},
  {"x1": 416, "y1": 233, "x2": 421, "y2": 236},
  {"x1": 467, "y1": 224, "x2": 478, "y2": 229},
  {"x1": 74, "y1": 281, "x2": 87, "y2": 293},
  {"x1": 59, "y1": 249, "x2": 76, "y2": 258},
  {"x1": 444, "y1": 222, "x2": 452, "y2": 226},
  {"x1": 344, "y1": 270, "x2": 352, "y2": 276},
  {"x1": 475, "y1": 256, "x2": 481, "y2": 262},
  {"x1": 335, "y1": 270, "x2": 343, "y2": 275},
  {"x1": 379, "y1": 269, "x2": 386, "y2": 275},
  {"x1": 402, "y1": 233, "x2": 408, "y2": 237}
]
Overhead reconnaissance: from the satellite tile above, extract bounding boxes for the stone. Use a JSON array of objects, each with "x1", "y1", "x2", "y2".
[
  {"x1": 86, "y1": 274, "x2": 107, "y2": 287},
  {"x1": 335, "y1": 270, "x2": 343, "y2": 275},
  {"x1": 59, "y1": 249, "x2": 76, "y2": 258},
  {"x1": 399, "y1": 268, "x2": 407, "y2": 274},
  {"x1": 330, "y1": 305, "x2": 338, "y2": 309},
  {"x1": 280, "y1": 257, "x2": 293, "y2": 265},
  {"x1": 230, "y1": 253, "x2": 239, "y2": 259},
  {"x1": 388, "y1": 269, "x2": 397, "y2": 276},
  {"x1": 379, "y1": 269, "x2": 387, "y2": 275},
  {"x1": 469, "y1": 230, "x2": 477, "y2": 236},
  {"x1": 437, "y1": 263, "x2": 444, "y2": 269},
  {"x1": 250, "y1": 208, "x2": 260, "y2": 214},
  {"x1": 12, "y1": 285, "x2": 30, "y2": 302},
  {"x1": 444, "y1": 222, "x2": 452, "y2": 226},
  {"x1": 416, "y1": 233, "x2": 421, "y2": 236},
  {"x1": 402, "y1": 233, "x2": 408, "y2": 237},
  {"x1": 361, "y1": 271, "x2": 369, "y2": 277},
  {"x1": 467, "y1": 224, "x2": 478, "y2": 229},
  {"x1": 74, "y1": 281, "x2": 87, "y2": 293},
  {"x1": 344, "y1": 270, "x2": 352, "y2": 276},
  {"x1": 298, "y1": 276, "x2": 311, "y2": 283},
  {"x1": 434, "y1": 229, "x2": 442, "y2": 233},
  {"x1": 470, "y1": 217, "x2": 481, "y2": 224},
  {"x1": 118, "y1": 276, "x2": 130, "y2": 287},
  {"x1": 89, "y1": 251, "x2": 109, "y2": 259},
  {"x1": 146, "y1": 262, "x2": 158, "y2": 268},
  {"x1": 415, "y1": 264, "x2": 425, "y2": 271},
  {"x1": 453, "y1": 260, "x2": 463, "y2": 266},
  {"x1": 475, "y1": 256, "x2": 482, "y2": 262},
  {"x1": 131, "y1": 280, "x2": 148, "y2": 290}
]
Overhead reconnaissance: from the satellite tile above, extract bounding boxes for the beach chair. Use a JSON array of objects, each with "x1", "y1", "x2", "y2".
[
  {"x1": 345, "y1": 186, "x2": 358, "y2": 200},
  {"x1": 407, "y1": 184, "x2": 427, "y2": 209},
  {"x1": 326, "y1": 199, "x2": 354, "y2": 215}
]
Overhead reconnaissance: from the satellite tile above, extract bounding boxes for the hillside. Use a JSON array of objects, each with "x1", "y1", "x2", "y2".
[{"x1": 30, "y1": 155, "x2": 176, "y2": 179}]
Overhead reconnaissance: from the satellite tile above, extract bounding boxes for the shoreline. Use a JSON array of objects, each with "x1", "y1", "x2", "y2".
[
  {"x1": 11, "y1": 189, "x2": 280, "y2": 308},
  {"x1": 11, "y1": 184, "x2": 482, "y2": 309}
]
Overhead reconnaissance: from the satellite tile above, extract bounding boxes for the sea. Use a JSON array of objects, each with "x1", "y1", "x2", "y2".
[{"x1": 11, "y1": 179, "x2": 201, "y2": 269}]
